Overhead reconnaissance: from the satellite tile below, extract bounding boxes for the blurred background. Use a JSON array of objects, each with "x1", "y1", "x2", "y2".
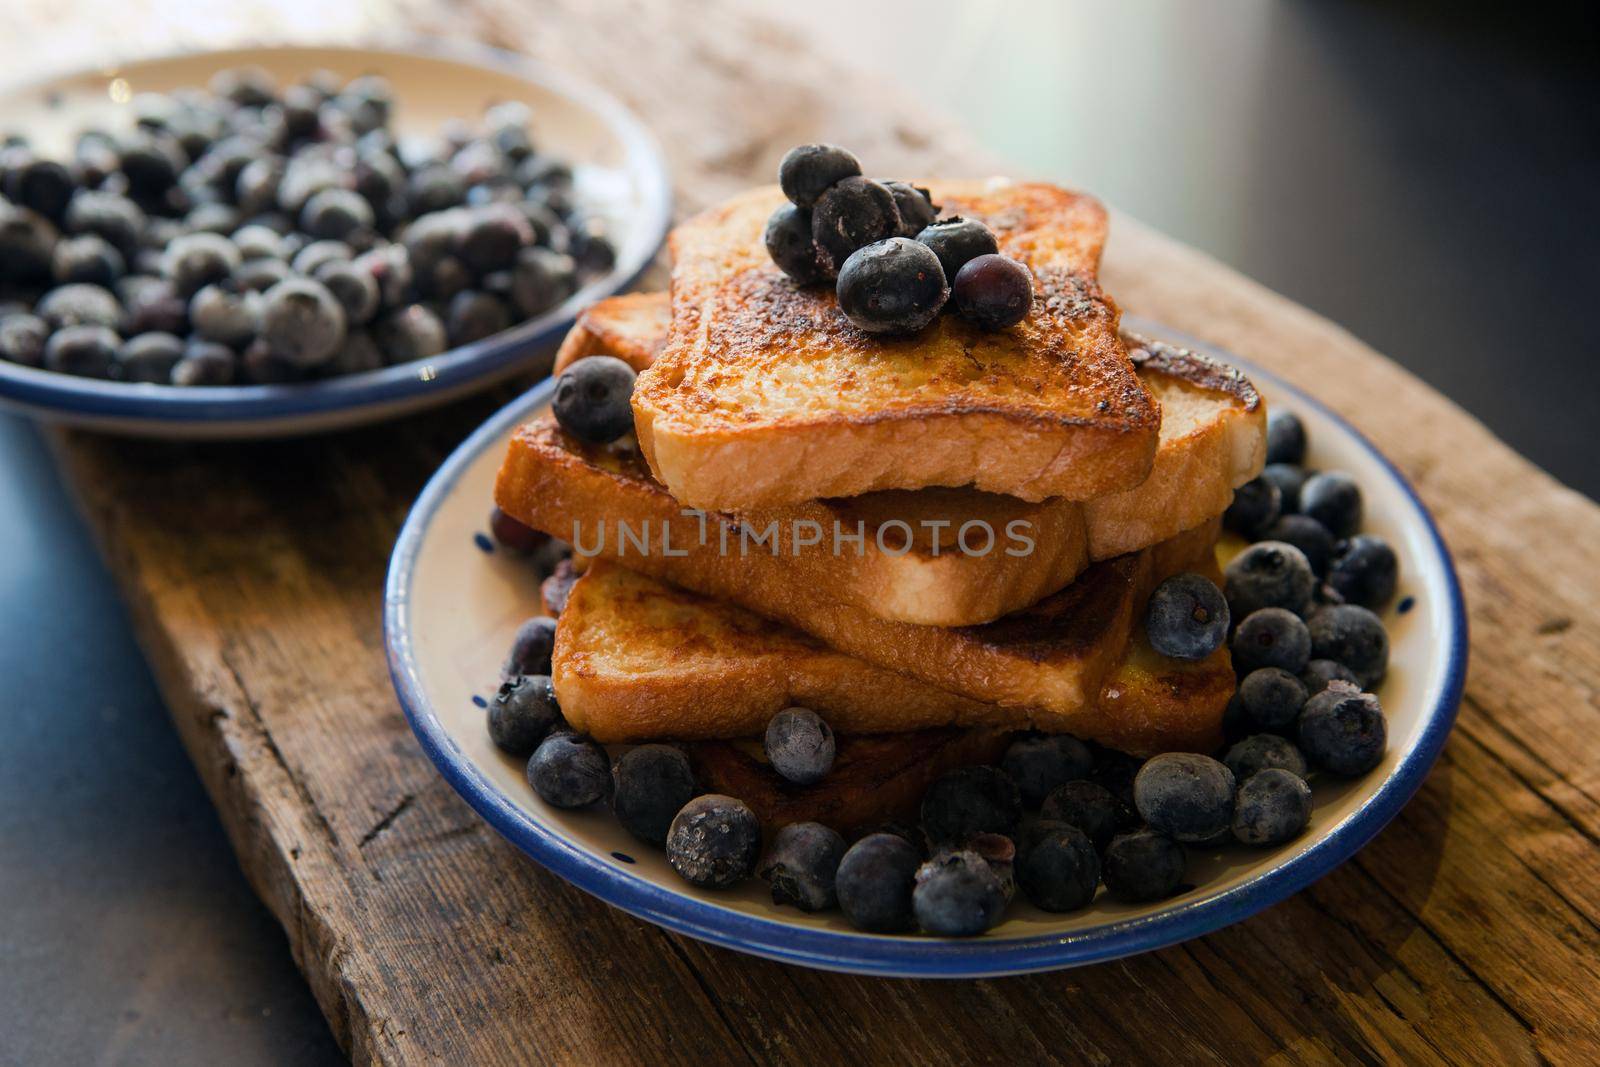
[{"x1": 1, "y1": 1, "x2": 1594, "y2": 1063}]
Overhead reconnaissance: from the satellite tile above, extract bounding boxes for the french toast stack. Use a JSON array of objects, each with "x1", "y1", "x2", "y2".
[{"x1": 494, "y1": 180, "x2": 1267, "y2": 831}]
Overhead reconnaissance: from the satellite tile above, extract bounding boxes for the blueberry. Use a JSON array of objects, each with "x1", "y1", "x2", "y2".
[
  {"x1": 1299, "y1": 682, "x2": 1387, "y2": 776},
  {"x1": 375, "y1": 305, "x2": 448, "y2": 363},
  {"x1": 552, "y1": 355, "x2": 636, "y2": 445},
  {"x1": 1000, "y1": 733, "x2": 1093, "y2": 807},
  {"x1": 299, "y1": 187, "x2": 374, "y2": 243},
  {"x1": 777, "y1": 143, "x2": 862, "y2": 209},
  {"x1": 1088, "y1": 744, "x2": 1143, "y2": 813},
  {"x1": 291, "y1": 239, "x2": 354, "y2": 277},
  {"x1": 1231, "y1": 607, "x2": 1312, "y2": 675},
  {"x1": 170, "y1": 341, "x2": 236, "y2": 386},
  {"x1": 234, "y1": 156, "x2": 286, "y2": 216},
  {"x1": 1260, "y1": 463, "x2": 1309, "y2": 514},
  {"x1": 117, "y1": 128, "x2": 184, "y2": 196},
  {"x1": 1300, "y1": 658, "x2": 1359, "y2": 696},
  {"x1": 6, "y1": 157, "x2": 74, "y2": 221},
  {"x1": 1263, "y1": 514, "x2": 1335, "y2": 577},
  {"x1": 611, "y1": 744, "x2": 697, "y2": 848},
  {"x1": 1134, "y1": 752, "x2": 1235, "y2": 844},
  {"x1": 325, "y1": 330, "x2": 385, "y2": 377},
  {"x1": 211, "y1": 66, "x2": 277, "y2": 108},
  {"x1": 912, "y1": 849, "x2": 1007, "y2": 936},
  {"x1": 51, "y1": 234, "x2": 125, "y2": 287},
  {"x1": 666, "y1": 795, "x2": 762, "y2": 889},
  {"x1": 115, "y1": 332, "x2": 184, "y2": 384},
  {"x1": 914, "y1": 216, "x2": 999, "y2": 282},
  {"x1": 488, "y1": 506, "x2": 547, "y2": 554},
  {"x1": 314, "y1": 260, "x2": 382, "y2": 325},
  {"x1": 1236, "y1": 667, "x2": 1309, "y2": 733},
  {"x1": 952, "y1": 253, "x2": 1033, "y2": 331},
  {"x1": 836, "y1": 832, "x2": 921, "y2": 933},
  {"x1": 118, "y1": 276, "x2": 187, "y2": 336},
  {"x1": 446, "y1": 290, "x2": 511, "y2": 345},
  {"x1": 811, "y1": 176, "x2": 901, "y2": 272},
  {"x1": 0, "y1": 313, "x2": 48, "y2": 367},
  {"x1": 1307, "y1": 605, "x2": 1389, "y2": 689},
  {"x1": 1300, "y1": 471, "x2": 1362, "y2": 538},
  {"x1": 0, "y1": 201, "x2": 57, "y2": 284},
  {"x1": 1224, "y1": 733, "x2": 1308, "y2": 783},
  {"x1": 1232, "y1": 768, "x2": 1313, "y2": 845},
  {"x1": 751, "y1": 707, "x2": 834, "y2": 786},
  {"x1": 1327, "y1": 535, "x2": 1398, "y2": 608},
  {"x1": 963, "y1": 832, "x2": 1017, "y2": 903},
  {"x1": 38, "y1": 284, "x2": 122, "y2": 331},
  {"x1": 258, "y1": 278, "x2": 347, "y2": 367},
  {"x1": 231, "y1": 223, "x2": 287, "y2": 261},
  {"x1": 163, "y1": 232, "x2": 240, "y2": 296},
  {"x1": 43, "y1": 325, "x2": 118, "y2": 378},
  {"x1": 488, "y1": 674, "x2": 562, "y2": 756},
  {"x1": 1223, "y1": 476, "x2": 1282, "y2": 539},
  {"x1": 1265, "y1": 409, "x2": 1307, "y2": 465},
  {"x1": 763, "y1": 203, "x2": 823, "y2": 285},
  {"x1": 758, "y1": 822, "x2": 847, "y2": 911},
  {"x1": 1145, "y1": 572, "x2": 1230, "y2": 661},
  {"x1": 64, "y1": 191, "x2": 145, "y2": 258},
  {"x1": 409, "y1": 163, "x2": 467, "y2": 215},
  {"x1": 858, "y1": 821, "x2": 929, "y2": 859},
  {"x1": 527, "y1": 732, "x2": 611, "y2": 809},
  {"x1": 232, "y1": 256, "x2": 294, "y2": 293},
  {"x1": 1040, "y1": 780, "x2": 1124, "y2": 851},
  {"x1": 503, "y1": 615, "x2": 559, "y2": 678},
  {"x1": 186, "y1": 202, "x2": 242, "y2": 236},
  {"x1": 189, "y1": 284, "x2": 260, "y2": 347},
  {"x1": 456, "y1": 203, "x2": 533, "y2": 273},
  {"x1": 1102, "y1": 830, "x2": 1186, "y2": 902},
  {"x1": 921, "y1": 766, "x2": 1022, "y2": 844},
  {"x1": 1018, "y1": 825, "x2": 1099, "y2": 912},
  {"x1": 885, "y1": 181, "x2": 938, "y2": 238},
  {"x1": 1224, "y1": 541, "x2": 1316, "y2": 619},
  {"x1": 509, "y1": 247, "x2": 577, "y2": 318},
  {"x1": 835, "y1": 237, "x2": 948, "y2": 334},
  {"x1": 241, "y1": 340, "x2": 303, "y2": 384},
  {"x1": 278, "y1": 153, "x2": 351, "y2": 217},
  {"x1": 354, "y1": 246, "x2": 412, "y2": 309}
]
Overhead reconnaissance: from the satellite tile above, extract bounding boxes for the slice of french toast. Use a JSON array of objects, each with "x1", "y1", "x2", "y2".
[
  {"x1": 499, "y1": 418, "x2": 1206, "y2": 717},
  {"x1": 545, "y1": 294, "x2": 1264, "y2": 625},
  {"x1": 631, "y1": 181, "x2": 1160, "y2": 510},
  {"x1": 547, "y1": 559, "x2": 1232, "y2": 755}
]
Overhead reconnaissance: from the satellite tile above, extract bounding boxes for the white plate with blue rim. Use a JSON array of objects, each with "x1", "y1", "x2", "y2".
[
  {"x1": 384, "y1": 317, "x2": 1466, "y2": 977},
  {"x1": 0, "y1": 43, "x2": 671, "y2": 438}
]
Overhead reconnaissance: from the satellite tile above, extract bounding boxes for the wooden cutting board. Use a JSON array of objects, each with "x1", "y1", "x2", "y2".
[{"x1": 30, "y1": 0, "x2": 1600, "y2": 1062}]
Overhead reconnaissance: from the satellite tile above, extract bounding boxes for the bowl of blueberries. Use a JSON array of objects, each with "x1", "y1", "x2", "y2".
[
  {"x1": 0, "y1": 43, "x2": 671, "y2": 437},
  {"x1": 385, "y1": 322, "x2": 1467, "y2": 976}
]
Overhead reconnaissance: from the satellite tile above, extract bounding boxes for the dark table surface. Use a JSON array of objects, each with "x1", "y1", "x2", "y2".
[{"x1": 1, "y1": 2, "x2": 1594, "y2": 1064}]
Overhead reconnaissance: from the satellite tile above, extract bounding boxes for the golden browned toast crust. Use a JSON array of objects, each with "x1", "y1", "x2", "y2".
[
  {"x1": 497, "y1": 418, "x2": 1195, "y2": 718},
  {"x1": 505, "y1": 415, "x2": 1089, "y2": 627},
  {"x1": 551, "y1": 561, "x2": 1014, "y2": 741},
  {"x1": 552, "y1": 291, "x2": 669, "y2": 375},
  {"x1": 687, "y1": 729, "x2": 1014, "y2": 834},
  {"x1": 550, "y1": 559, "x2": 1232, "y2": 756},
  {"x1": 549, "y1": 293, "x2": 1265, "y2": 614},
  {"x1": 499, "y1": 416, "x2": 1223, "y2": 725},
  {"x1": 631, "y1": 181, "x2": 1159, "y2": 509}
]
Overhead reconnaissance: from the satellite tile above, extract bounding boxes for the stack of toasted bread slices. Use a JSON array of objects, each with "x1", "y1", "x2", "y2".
[{"x1": 496, "y1": 181, "x2": 1266, "y2": 827}]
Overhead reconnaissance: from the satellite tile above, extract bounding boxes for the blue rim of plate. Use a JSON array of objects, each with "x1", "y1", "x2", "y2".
[
  {"x1": 384, "y1": 318, "x2": 1468, "y2": 977},
  {"x1": 0, "y1": 41, "x2": 673, "y2": 426}
]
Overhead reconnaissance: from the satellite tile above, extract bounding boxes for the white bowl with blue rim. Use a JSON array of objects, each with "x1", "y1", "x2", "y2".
[
  {"x1": 384, "y1": 317, "x2": 1466, "y2": 977},
  {"x1": 0, "y1": 43, "x2": 671, "y2": 438}
]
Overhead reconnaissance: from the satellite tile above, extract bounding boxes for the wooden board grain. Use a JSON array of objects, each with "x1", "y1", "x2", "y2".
[{"x1": 25, "y1": 0, "x2": 1600, "y2": 1063}]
